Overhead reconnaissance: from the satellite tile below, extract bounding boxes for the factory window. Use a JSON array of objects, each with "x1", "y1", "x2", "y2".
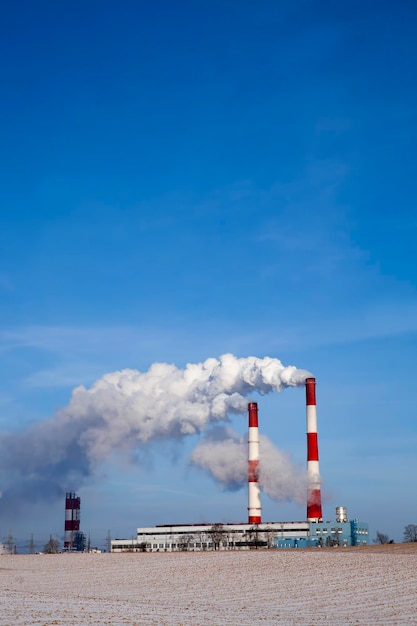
[
  {"x1": 196, "y1": 542, "x2": 201, "y2": 548},
  {"x1": 315, "y1": 529, "x2": 321, "y2": 534},
  {"x1": 322, "y1": 528, "x2": 327, "y2": 534},
  {"x1": 159, "y1": 544, "x2": 164, "y2": 548},
  {"x1": 337, "y1": 528, "x2": 343, "y2": 534},
  {"x1": 153, "y1": 544, "x2": 157, "y2": 549},
  {"x1": 331, "y1": 528, "x2": 336, "y2": 533},
  {"x1": 189, "y1": 543, "x2": 194, "y2": 548}
]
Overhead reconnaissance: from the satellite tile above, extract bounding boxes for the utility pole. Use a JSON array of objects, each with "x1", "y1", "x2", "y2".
[
  {"x1": 105, "y1": 530, "x2": 112, "y2": 553},
  {"x1": 6, "y1": 529, "x2": 14, "y2": 555},
  {"x1": 29, "y1": 534, "x2": 36, "y2": 554}
]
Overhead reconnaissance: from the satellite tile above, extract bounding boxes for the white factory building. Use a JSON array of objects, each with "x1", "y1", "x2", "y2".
[{"x1": 112, "y1": 521, "x2": 309, "y2": 552}]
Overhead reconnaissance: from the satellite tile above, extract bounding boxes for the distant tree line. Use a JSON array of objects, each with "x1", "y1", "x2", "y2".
[
  {"x1": 374, "y1": 531, "x2": 393, "y2": 545},
  {"x1": 403, "y1": 524, "x2": 417, "y2": 543},
  {"x1": 374, "y1": 524, "x2": 417, "y2": 545}
]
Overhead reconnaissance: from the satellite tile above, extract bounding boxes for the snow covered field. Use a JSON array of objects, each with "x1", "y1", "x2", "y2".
[{"x1": 1, "y1": 543, "x2": 416, "y2": 625}]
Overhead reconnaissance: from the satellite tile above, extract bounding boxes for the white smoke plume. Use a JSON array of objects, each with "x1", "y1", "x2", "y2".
[
  {"x1": 190, "y1": 427, "x2": 308, "y2": 504},
  {"x1": 189, "y1": 427, "x2": 248, "y2": 490},
  {"x1": 0, "y1": 354, "x2": 310, "y2": 512}
]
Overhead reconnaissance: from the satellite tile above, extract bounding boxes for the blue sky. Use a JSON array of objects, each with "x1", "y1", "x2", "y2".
[{"x1": 0, "y1": 0, "x2": 416, "y2": 550}]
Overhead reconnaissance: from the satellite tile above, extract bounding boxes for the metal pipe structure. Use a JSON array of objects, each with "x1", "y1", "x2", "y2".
[
  {"x1": 305, "y1": 377, "x2": 323, "y2": 522},
  {"x1": 64, "y1": 492, "x2": 81, "y2": 549},
  {"x1": 248, "y1": 402, "x2": 262, "y2": 524}
]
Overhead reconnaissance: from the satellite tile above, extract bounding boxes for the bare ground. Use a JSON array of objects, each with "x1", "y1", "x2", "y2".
[{"x1": 0, "y1": 543, "x2": 416, "y2": 625}]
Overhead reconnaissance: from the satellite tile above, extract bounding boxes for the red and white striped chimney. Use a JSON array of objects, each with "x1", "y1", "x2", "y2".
[
  {"x1": 64, "y1": 492, "x2": 81, "y2": 549},
  {"x1": 305, "y1": 377, "x2": 323, "y2": 522},
  {"x1": 248, "y1": 402, "x2": 262, "y2": 524}
]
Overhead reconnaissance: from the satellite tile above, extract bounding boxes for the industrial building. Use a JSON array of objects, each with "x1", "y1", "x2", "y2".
[
  {"x1": 275, "y1": 507, "x2": 369, "y2": 549},
  {"x1": 111, "y1": 378, "x2": 369, "y2": 552},
  {"x1": 112, "y1": 522, "x2": 309, "y2": 552},
  {"x1": 111, "y1": 508, "x2": 368, "y2": 552}
]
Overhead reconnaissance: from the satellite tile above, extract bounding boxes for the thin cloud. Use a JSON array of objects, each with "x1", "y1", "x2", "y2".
[{"x1": 23, "y1": 364, "x2": 104, "y2": 390}]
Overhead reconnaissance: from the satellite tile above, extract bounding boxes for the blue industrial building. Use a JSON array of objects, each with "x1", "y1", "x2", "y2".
[
  {"x1": 275, "y1": 520, "x2": 369, "y2": 548},
  {"x1": 275, "y1": 507, "x2": 369, "y2": 548}
]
